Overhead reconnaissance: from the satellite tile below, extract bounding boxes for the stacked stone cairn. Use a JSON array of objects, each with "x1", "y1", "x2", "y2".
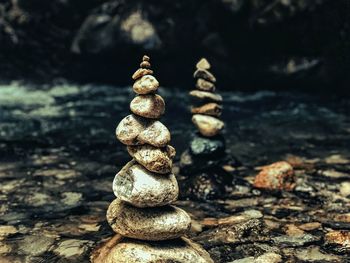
[
  {"x1": 102, "y1": 56, "x2": 213, "y2": 262},
  {"x1": 191, "y1": 58, "x2": 224, "y2": 137},
  {"x1": 180, "y1": 58, "x2": 230, "y2": 200}
]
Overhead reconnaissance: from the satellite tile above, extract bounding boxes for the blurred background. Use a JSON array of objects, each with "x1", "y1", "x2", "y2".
[{"x1": 0, "y1": 0, "x2": 349, "y2": 93}]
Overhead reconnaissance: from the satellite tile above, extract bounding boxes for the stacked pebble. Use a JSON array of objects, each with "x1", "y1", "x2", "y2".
[
  {"x1": 179, "y1": 58, "x2": 229, "y2": 201},
  {"x1": 190, "y1": 58, "x2": 224, "y2": 137},
  {"x1": 104, "y1": 55, "x2": 213, "y2": 262}
]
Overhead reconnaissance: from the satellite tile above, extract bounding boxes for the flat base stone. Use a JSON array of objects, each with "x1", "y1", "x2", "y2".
[{"x1": 91, "y1": 235, "x2": 214, "y2": 263}]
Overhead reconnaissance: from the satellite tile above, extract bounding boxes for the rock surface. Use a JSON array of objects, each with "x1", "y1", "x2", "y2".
[
  {"x1": 253, "y1": 161, "x2": 295, "y2": 191},
  {"x1": 190, "y1": 90, "x2": 223, "y2": 103},
  {"x1": 191, "y1": 103, "x2": 222, "y2": 117},
  {"x1": 130, "y1": 94, "x2": 165, "y2": 119},
  {"x1": 101, "y1": 237, "x2": 214, "y2": 263},
  {"x1": 113, "y1": 161, "x2": 178, "y2": 207},
  {"x1": 106, "y1": 199, "x2": 191, "y2": 241},
  {"x1": 133, "y1": 75, "x2": 159, "y2": 94},
  {"x1": 116, "y1": 115, "x2": 170, "y2": 147},
  {"x1": 192, "y1": 114, "x2": 225, "y2": 137},
  {"x1": 127, "y1": 144, "x2": 175, "y2": 174},
  {"x1": 196, "y1": 79, "x2": 216, "y2": 92}
]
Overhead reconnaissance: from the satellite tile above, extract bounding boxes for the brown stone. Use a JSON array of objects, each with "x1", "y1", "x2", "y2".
[
  {"x1": 193, "y1": 69, "x2": 216, "y2": 83},
  {"x1": 196, "y1": 58, "x2": 211, "y2": 70},
  {"x1": 196, "y1": 78, "x2": 215, "y2": 92},
  {"x1": 189, "y1": 90, "x2": 222, "y2": 103},
  {"x1": 130, "y1": 94, "x2": 165, "y2": 119},
  {"x1": 132, "y1": 68, "x2": 154, "y2": 80},
  {"x1": 325, "y1": 230, "x2": 350, "y2": 248},
  {"x1": 143, "y1": 55, "x2": 150, "y2": 61},
  {"x1": 113, "y1": 160, "x2": 178, "y2": 207},
  {"x1": 106, "y1": 199, "x2": 191, "y2": 241},
  {"x1": 133, "y1": 75, "x2": 159, "y2": 94},
  {"x1": 116, "y1": 115, "x2": 170, "y2": 147},
  {"x1": 127, "y1": 145, "x2": 175, "y2": 174},
  {"x1": 137, "y1": 121, "x2": 171, "y2": 147},
  {"x1": 253, "y1": 161, "x2": 295, "y2": 191},
  {"x1": 96, "y1": 237, "x2": 214, "y2": 263},
  {"x1": 140, "y1": 61, "x2": 151, "y2": 68},
  {"x1": 115, "y1": 114, "x2": 146, "y2": 145},
  {"x1": 191, "y1": 103, "x2": 222, "y2": 117},
  {"x1": 192, "y1": 114, "x2": 224, "y2": 137}
]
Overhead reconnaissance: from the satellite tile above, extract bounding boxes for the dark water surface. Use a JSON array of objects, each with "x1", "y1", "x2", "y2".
[{"x1": 0, "y1": 83, "x2": 349, "y2": 262}]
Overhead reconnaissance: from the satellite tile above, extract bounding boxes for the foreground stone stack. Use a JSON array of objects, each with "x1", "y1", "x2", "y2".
[
  {"x1": 180, "y1": 58, "x2": 231, "y2": 200},
  {"x1": 102, "y1": 56, "x2": 213, "y2": 263}
]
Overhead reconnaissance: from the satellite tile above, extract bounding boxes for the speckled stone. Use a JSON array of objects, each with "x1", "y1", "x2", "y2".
[
  {"x1": 191, "y1": 103, "x2": 222, "y2": 117},
  {"x1": 193, "y1": 69, "x2": 216, "y2": 83},
  {"x1": 196, "y1": 58, "x2": 211, "y2": 70},
  {"x1": 130, "y1": 94, "x2": 165, "y2": 119},
  {"x1": 127, "y1": 145, "x2": 175, "y2": 174},
  {"x1": 113, "y1": 160, "x2": 179, "y2": 207},
  {"x1": 102, "y1": 237, "x2": 214, "y2": 263},
  {"x1": 115, "y1": 114, "x2": 146, "y2": 145},
  {"x1": 196, "y1": 78, "x2": 215, "y2": 92},
  {"x1": 192, "y1": 114, "x2": 224, "y2": 137},
  {"x1": 116, "y1": 115, "x2": 170, "y2": 147},
  {"x1": 253, "y1": 161, "x2": 295, "y2": 191},
  {"x1": 189, "y1": 90, "x2": 222, "y2": 103},
  {"x1": 133, "y1": 75, "x2": 159, "y2": 94},
  {"x1": 132, "y1": 68, "x2": 153, "y2": 80},
  {"x1": 107, "y1": 199, "x2": 191, "y2": 241},
  {"x1": 190, "y1": 135, "x2": 225, "y2": 156},
  {"x1": 138, "y1": 121, "x2": 171, "y2": 147}
]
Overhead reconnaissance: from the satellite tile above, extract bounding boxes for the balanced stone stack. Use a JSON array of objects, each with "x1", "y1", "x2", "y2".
[
  {"x1": 191, "y1": 58, "x2": 224, "y2": 137},
  {"x1": 180, "y1": 58, "x2": 231, "y2": 200},
  {"x1": 102, "y1": 56, "x2": 213, "y2": 263}
]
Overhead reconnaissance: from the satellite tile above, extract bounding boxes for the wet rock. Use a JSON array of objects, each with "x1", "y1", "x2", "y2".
[
  {"x1": 253, "y1": 161, "x2": 295, "y2": 191},
  {"x1": 325, "y1": 230, "x2": 350, "y2": 252},
  {"x1": 284, "y1": 224, "x2": 305, "y2": 237},
  {"x1": 127, "y1": 144, "x2": 175, "y2": 174},
  {"x1": 272, "y1": 234, "x2": 319, "y2": 247},
  {"x1": 196, "y1": 78, "x2": 216, "y2": 92},
  {"x1": 193, "y1": 69, "x2": 216, "y2": 83},
  {"x1": 132, "y1": 69, "x2": 154, "y2": 80},
  {"x1": 0, "y1": 226, "x2": 17, "y2": 239},
  {"x1": 194, "y1": 219, "x2": 265, "y2": 246},
  {"x1": 113, "y1": 160, "x2": 178, "y2": 207},
  {"x1": 116, "y1": 115, "x2": 170, "y2": 147},
  {"x1": 339, "y1": 182, "x2": 350, "y2": 197},
  {"x1": 107, "y1": 199, "x2": 191, "y2": 241},
  {"x1": 54, "y1": 239, "x2": 92, "y2": 258},
  {"x1": 130, "y1": 94, "x2": 165, "y2": 119},
  {"x1": 230, "y1": 252, "x2": 282, "y2": 263},
  {"x1": 180, "y1": 170, "x2": 229, "y2": 200},
  {"x1": 298, "y1": 222, "x2": 321, "y2": 231},
  {"x1": 191, "y1": 103, "x2": 222, "y2": 117},
  {"x1": 192, "y1": 114, "x2": 224, "y2": 137},
  {"x1": 140, "y1": 61, "x2": 151, "y2": 68},
  {"x1": 133, "y1": 75, "x2": 159, "y2": 94},
  {"x1": 201, "y1": 210, "x2": 263, "y2": 227},
  {"x1": 17, "y1": 234, "x2": 55, "y2": 256},
  {"x1": 189, "y1": 134, "x2": 225, "y2": 157},
  {"x1": 295, "y1": 246, "x2": 340, "y2": 262},
  {"x1": 102, "y1": 237, "x2": 214, "y2": 263},
  {"x1": 190, "y1": 90, "x2": 223, "y2": 103}
]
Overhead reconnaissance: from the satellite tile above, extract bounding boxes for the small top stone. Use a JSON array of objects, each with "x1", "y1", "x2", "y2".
[
  {"x1": 132, "y1": 68, "x2": 154, "y2": 80},
  {"x1": 143, "y1": 55, "x2": 150, "y2": 62},
  {"x1": 196, "y1": 58, "x2": 211, "y2": 70}
]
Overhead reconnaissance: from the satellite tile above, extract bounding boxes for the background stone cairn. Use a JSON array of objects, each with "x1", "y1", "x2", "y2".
[
  {"x1": 102, "y1": 56, "x2": 213, "y2": 262},
  {"x1": 180, "y1": 58, "x2": 231, "y2": 200}
]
